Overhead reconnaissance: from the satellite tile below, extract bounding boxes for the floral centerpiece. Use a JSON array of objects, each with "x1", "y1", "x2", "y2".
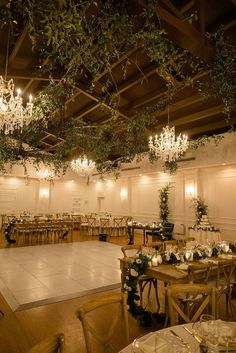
[{"x1": 124, "y1": 240, "x2": 236, "y2": 325}]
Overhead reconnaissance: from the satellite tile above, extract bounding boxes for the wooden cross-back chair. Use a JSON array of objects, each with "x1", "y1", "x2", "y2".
[
  {"x1": 188, "y1": 263, "x2": 212, "y2": 285},
  {"x1": 87, "y1": 217, "x2": 99, "y2": 236},
  {"x1": 99, "y1": 217, "x2": 111, "y2": 236},
  {"x1": 167, "y1": 284, "x2": 216, "y2": 326},
  {"x1": 216, "y1": 259, "x2": 236, "y2": 320},
  {"x1": 76, "y1": 292, "x2": 129, "y2": 353},
  {"x1": 121, "y1": 245, "x2": 160, "y2": 311},
  {"x1": 111, "y1": 217, "x2": 125, "y2": 236},
  {"x1": 27, "y1": 333, "x2": 66, "y2": 353}
]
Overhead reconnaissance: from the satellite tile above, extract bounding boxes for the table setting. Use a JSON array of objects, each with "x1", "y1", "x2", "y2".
[{"x1": 120, "y1": 319, "x2": 236, "y2": 353}]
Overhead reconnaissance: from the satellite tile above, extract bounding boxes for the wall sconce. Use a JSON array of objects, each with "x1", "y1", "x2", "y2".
[
  {"x1": 39, "y1": 187, "x2": 49, "y2": 199},
  {"x1": 120, "y1": 188, "x2": 128, "y2": 200},
  {"x1": 185, "y1": 183, "x2": 196, "y2": 198}
]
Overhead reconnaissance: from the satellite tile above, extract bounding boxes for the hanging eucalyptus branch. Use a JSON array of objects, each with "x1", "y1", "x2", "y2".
[{"x1": 0, "y1": 1, "x2": 235, "y2": 177}]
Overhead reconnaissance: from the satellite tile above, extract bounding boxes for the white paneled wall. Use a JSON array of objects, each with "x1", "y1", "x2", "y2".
[{"x1": 0, "y1": 133, "x2": 236, "y2": 241}]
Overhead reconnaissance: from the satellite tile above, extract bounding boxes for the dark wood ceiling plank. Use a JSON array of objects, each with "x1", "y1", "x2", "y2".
[
  {"x1": 9, "y1": 24, "x2": 29, "y2": 64},
  {"x1": 130, "y1": 86, "x2": 166, "y2": 109}
]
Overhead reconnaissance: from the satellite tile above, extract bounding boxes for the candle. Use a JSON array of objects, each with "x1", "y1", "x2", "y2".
[{"x1": 152, "y1": 256, "x2": 158, "y2": 267}]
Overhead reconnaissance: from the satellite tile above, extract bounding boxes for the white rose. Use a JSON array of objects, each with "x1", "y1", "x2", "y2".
[
  {"x1": 136, "y1": 259, "x2": 142, "y2": 264},
  {"x1": 126, "y1": 275, "x2": 130, "y2": 280},
  {"x1": 166, "y1": 254, "x2": 170, "y2": 262},
  {"x1": 156, "y1": 255, "x2": 163, "y2": 264},
  {"x1": 130, "y1": 268, "x2": 139, "y2": 277}
]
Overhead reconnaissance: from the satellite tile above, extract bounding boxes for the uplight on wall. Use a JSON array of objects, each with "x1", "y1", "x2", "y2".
[
  {"x1": 39, "y1": 187, "x2": 49, "y2": 199},
  {"x1": 120, "y1": 188, "x2": 128, "y2": 200}
]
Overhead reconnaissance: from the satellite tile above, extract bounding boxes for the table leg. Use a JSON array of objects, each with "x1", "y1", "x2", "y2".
[{"x1": 127, "y1": 227, "x2": 134, "y2": 245}]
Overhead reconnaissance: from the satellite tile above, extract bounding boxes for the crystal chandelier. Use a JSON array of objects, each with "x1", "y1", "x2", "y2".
[
  {"x1": 36, "y1": 168, "x2": 54, "y2": 180},
  {"x1": 149, "y1": 108, "x2": 189, "y2": 162},
  {"x1": 71, "y1": 155, "x2": 95, "y2": 176},
  {"x1": 0, "y1": 28, "x2": 34, "y2": 135}
]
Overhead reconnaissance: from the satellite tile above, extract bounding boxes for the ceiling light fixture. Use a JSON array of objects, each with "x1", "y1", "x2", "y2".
[
  {"x1": 36, "y1": 168, "x2": 54, "y2": 180},
  {"x1": 0, "y1": 27, "x2": 34, "y2": 135},
  {"x1": 70, "y1": 155, "x2": 95, "y2": 176},
  {"x1": 149, "y1": 107, "x2": 189, "y2": 162}
]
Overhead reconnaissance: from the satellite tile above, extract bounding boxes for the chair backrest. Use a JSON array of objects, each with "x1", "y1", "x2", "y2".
[
  {"x1": 141, "y1": 242, "x2": 164, "y2": 251},
  {"x1": 188, "y1": 263, "x2": 212, "y2": 284},
  {"x1": 165, "y1": 223, "x2": 174, "y2": 232},
  {"x1": 87, "y1": 217, "x2": 97, "y2": 227},
  {"x1": 27, "y1": 333, "x2": 66, "y2": 353},
  {"x1": 100, "y1": 218, "x2": 110, "y2": 227},
  {"x1": 76, "y1": 292, "x2": 129, "y2": 353},
  {"x1": 167, "y1": 284, "x2": 216, "y2": 326},
  {"x1": 121, "y1": 244, "x2": 141, "y2": 258},
  {"x1": 113, "y1": 218, "x2": 123, "y2": 227},
  {"x1": 216, "y1": 259, "x2": 235, "y2": 289}
]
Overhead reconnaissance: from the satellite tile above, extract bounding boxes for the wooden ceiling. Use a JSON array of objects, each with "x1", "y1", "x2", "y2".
[{"x1": 0, "y1": 0, "x2": 235, "y2": 156}]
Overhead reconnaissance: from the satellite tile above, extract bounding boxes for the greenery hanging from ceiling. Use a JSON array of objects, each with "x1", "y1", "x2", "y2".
[{"x1": 0, "y1": 0, "x2": 235, "y2": 176}]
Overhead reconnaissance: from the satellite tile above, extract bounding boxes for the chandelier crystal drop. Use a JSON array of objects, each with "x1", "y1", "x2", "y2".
[
  {"x1": 36, "y1": 168, "x2": 54, "y2": 180},
  {"x1": 71, "y1": 155, "x2": 95, "y2": 176},
  {"x1": 149, "y1": 125, "x2": 189, "y2": 162},
  {"x1": 0, "y1": 76, "x2": 34, "y2": 134}
]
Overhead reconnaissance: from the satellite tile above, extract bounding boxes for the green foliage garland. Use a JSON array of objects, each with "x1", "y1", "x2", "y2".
[
  {"x1": 0, "y1": 2, "x2": 235, "y2": 176},
  {"x1": 159, "y1": 183, "x2": 172, "y2": 225}
]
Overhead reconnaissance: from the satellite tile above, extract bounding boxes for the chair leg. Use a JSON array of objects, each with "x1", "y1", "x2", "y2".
[{"x1": 153, "y1": 279, "x2": 160, "y2": 312}]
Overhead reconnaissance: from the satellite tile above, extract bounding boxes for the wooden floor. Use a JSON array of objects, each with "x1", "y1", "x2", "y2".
[{"x1": 0, "y1": 230, "x2": 235, "y2": 353}]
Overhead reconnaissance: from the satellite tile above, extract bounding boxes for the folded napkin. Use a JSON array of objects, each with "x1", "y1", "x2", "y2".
[
  {"x1": 133, "y1": 333, "x2": 168, "y2": 353},
  {"x1": 218, "y1": 254, "x2": 234, "y2": 259},
  {"x1": 199, "y1": 258, "x2": 219, "y2": 264},
  {"x1": 176, "y1": 263, "x2": 189, "y2": 270}
]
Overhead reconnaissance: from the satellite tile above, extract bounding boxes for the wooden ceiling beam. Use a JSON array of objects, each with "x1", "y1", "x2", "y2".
[
  {"x1": 194, "y1": 0, "x2": 205, "y2": 35},
  {"x1": 224, "y1": 19, "x2": 236, "y2": 31},
  {"x1": 74, "y1": 102, "x2": 100, "y2": 120},
  {"x1": 162, "y1": 0, "x2": 185, "y2": 20},
  {"x1": 157, "y1": 104, "x2": 224, "y2": 130},
  {"x1": 139, "y1": 1, "x2": 213, "y2": 61},
  {"x1": 0, "y1": 68, "x2": 61, "y2": 81},
  {"x1": 130, "y1": 86, "x2": 166, "y2": 109},
  {"x1": 188, "y1": 117, "x2": 236, "y2": 136},
  {"x1": 155, "y1": 94, "x2": 207, "y2": 118},
  {"x1": 75, "y1": 83, "x2": 132, "y2": 119},
  {"x1": 180, "y1": 1, "x2": 194, "y2": 14},
  {"x1": 94, "y1": 47, "x2": 140, "y2": 83},
  {"x1": 9, "y1": 24, "x2": 29, "y2": 64},
  {"x1": 115, "y1": 63, "x2": 158, "y2": 95}
]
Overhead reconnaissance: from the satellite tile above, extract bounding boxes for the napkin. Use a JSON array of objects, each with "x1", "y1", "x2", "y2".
[
  {"x1": 133, "y1": 333, "x2": 168, "y2": 353},
  {"x1": 176, "y1": 263, "x2": 189, "y2": 270},
  {"x1": 218, "y1": 254, "x2": 234, "y2": 259}
]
